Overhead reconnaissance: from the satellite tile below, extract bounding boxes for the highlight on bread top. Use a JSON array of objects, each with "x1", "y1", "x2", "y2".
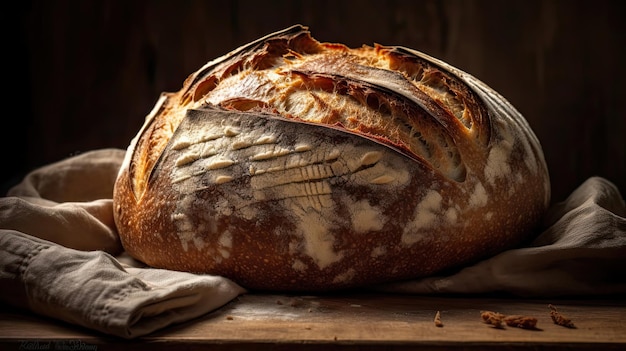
[{"x1": 113, "y1": 24, "x2": 551, "y2": 291}]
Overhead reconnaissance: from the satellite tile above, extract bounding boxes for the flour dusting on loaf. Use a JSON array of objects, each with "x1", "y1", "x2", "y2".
[{"x1": 113, "y1": 25, "x2": 550, "y2": 291}]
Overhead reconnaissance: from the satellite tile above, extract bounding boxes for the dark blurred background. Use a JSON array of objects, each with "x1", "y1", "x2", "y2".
[{"x1": 6, "y1": 0, "x2": 625, "y2": 203}]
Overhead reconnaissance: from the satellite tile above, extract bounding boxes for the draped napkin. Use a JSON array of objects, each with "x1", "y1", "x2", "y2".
[{"x1": 0, "y1": 149, "x2": 245, "y2": 339}]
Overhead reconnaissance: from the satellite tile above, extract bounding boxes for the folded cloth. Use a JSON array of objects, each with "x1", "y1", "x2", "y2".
[
  {"x1": 1, "y1": 149, "x2": 625, "y2": 339},
  {"x1": 0, "y1": 230, "x2": 245, "y2": 339},
  {"x1": 375, "y1": 176, "x2": 626, "y2": 297},
  {"x1": 0, "y1": 149, "x2": 245, "y2": 339},
  {"x1": 1, "y1": 149, "x2": 125, "y2": 253}
]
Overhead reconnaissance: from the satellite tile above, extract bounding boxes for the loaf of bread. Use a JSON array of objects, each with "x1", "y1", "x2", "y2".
[{"x1": 113, "y1": 25, "x2": 550, "y2": 291}]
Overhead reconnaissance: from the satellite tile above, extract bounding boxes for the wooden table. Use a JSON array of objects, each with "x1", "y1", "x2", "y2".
[{"x1": 1, "y1": 293, "x2": 625, "y2": 350}]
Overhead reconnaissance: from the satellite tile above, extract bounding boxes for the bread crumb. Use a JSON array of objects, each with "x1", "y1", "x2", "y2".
[
  {"x1": 549, "y1": 304, "x2": 576, "y2": 328},
  {"x1": 434, "y1": 311, "x2": 443, "y2": 327},
  {"x1": 226, "y1": 315, "x2": 234, "y2": 320},
  {"x1": 503, "y1": 315, "x2": 538, "y2": 329},
  {"x1": 480, "y1": 310, "x2": 505, "y2": 328},
  {"x1": 481, "y1": 310, "x2": 539, "y2": 330}
]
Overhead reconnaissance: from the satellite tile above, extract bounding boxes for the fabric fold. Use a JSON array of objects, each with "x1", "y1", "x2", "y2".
[
  {"x1": 0, "y1": 197, "x2": 121, "y2": 253},
  {"x1": 0, "y1": 149, "x2": 246, "y2": 339},
  {"x1": 0, "y1": 230, "x2": 245, "y2": 339},
  {"x1": 1, "y1": 149, "x2": 126, "y2": 253}
]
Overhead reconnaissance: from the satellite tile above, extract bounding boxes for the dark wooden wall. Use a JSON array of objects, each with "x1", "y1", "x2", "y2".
[{"x1": 6, "y1": 0, "x2": 625, "y2": 203}]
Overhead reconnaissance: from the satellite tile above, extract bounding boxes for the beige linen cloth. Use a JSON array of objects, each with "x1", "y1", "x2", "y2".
[{"x1": 1, "y1": 148, "x2": 625, "y2": 338}]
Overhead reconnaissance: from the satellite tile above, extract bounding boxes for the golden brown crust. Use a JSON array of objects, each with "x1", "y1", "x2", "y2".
[{"x1": 113, "y1": 25, "x2": 550, "y2": 291}]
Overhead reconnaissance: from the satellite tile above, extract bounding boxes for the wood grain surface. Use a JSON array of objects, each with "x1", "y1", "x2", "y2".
[{"x1": 1, "y1": 293, "x2": 625, "y2": 350}]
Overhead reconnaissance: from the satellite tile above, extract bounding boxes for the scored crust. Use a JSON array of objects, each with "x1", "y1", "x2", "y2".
[{"x1": 113, "y1": 25, "x2": 550, "y2": 291}]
